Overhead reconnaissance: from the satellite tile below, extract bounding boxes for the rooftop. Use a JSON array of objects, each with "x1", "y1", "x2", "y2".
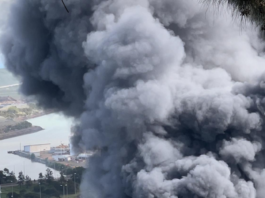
[{"x1": 24, "y1": 143, "x2": 50, "y2": 147}]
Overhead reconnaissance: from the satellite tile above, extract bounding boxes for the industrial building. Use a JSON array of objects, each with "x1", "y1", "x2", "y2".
[
  {"x1": 50, "y1": 144, "x2": 70, "y2": 155},
  {"x1": 24, "y1": 143, "x2": 51, "y2": 154}
]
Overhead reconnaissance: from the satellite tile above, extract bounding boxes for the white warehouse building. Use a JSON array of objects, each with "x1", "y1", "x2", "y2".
[{"x1": 24, "y1": 143, "x2": 51, "y2": 153}]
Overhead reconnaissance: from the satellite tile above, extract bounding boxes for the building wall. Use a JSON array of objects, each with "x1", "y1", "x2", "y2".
[
  {"x1": 24, "y1": 145, "x2": 30, "y2": 153},
  {"x1": 24, "y1": 144, "x2": 50, "y2": 153}
]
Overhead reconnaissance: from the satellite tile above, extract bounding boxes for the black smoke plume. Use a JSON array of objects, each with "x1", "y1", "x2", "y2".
[{"x1": 2, "y1": 0, "x2": 265, "y2": 198}]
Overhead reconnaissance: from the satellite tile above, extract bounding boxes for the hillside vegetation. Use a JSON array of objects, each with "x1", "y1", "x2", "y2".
[
  {"x1": 0, "y1": 106, "x2": 38, "y2": 119},
  {"x1": 3, "y1": 121, "x2": 32, "y2": 132}
]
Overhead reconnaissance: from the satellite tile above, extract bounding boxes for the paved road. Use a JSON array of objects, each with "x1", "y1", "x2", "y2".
[{"x1": 0, "y1": 183, "x2": 18, "y2": 188}]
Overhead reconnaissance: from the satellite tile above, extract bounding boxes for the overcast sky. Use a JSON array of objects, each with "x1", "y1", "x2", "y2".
[
  {"x1": 0, "y1": 54, "x2": 4, "y2": 68},
  {"x1": 0, "y1": 0, "x2": 14, "y2": 69}
]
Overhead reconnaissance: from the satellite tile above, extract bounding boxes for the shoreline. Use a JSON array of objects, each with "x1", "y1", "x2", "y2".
[
  {"x1": 0, "y1": 126, "x2": 43, "y2": 140},
  {"x1": 14, "y1": 110, "x2": 54, "y2": 122},
  {"x1": 0, "y1": 111, "x2": 55, "y2": 141},
  {"x1": 11, "y1": 150, "x2": 76, "y2": 172}
]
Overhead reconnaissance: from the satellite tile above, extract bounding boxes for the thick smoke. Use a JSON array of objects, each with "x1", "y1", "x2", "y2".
[{"x1": 2, "y1": 0, "x2": 265, "y2": 197}]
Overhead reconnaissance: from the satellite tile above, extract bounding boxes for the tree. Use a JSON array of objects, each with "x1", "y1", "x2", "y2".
[
  {"x1": 23, "y1": 192, "x2": 39, "y2": 198},
  {"x1": 7, "y1": 192, "x2": 19, "y2": 198},
  {"x1": 70, "y1": 167, "x2": 85, "y2": 184},
  {"x1": 43, "y1": 188, "x2": 60, "y2": 197},
  {"x1": 25, "y1": 175, "x2": 32, "y2": 186},
  {"x1": 59, "y1": 172, "x2": 65, "y2": 182},
  {"x1": 45, "y1": 168, "x2": 54, "y2": 183},
  {"x1": 18, "y1": 171, "x2": 25, "y2": 186},
  {"x1": 4, "y1": 168, "x2": 9, "y2": 174},
  {"x1": 31, "y1": 153, "x2": 36, "y2": 161},
  {"x1": 0, "y1": 171, "x2": 4, "y2": 184},
  {"x1": 8, "y1": 171, "x2": 17, "y2": 183},
  {"x1": 20, "y1": 189, "x2": 26, "y2": 196},
  {"x1": 66, "y1": 180, "x2": 75, "y2": 194},
  {"x1": 38, "y1": 172, "x2": 44, "y2": 184}
]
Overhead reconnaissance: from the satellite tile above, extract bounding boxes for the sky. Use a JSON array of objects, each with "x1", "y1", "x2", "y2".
[
  {"x1": 0, "y1": 54, "x2": 4, "y2": 68},
  {"x1": 0, "y1": 0, "x2": 14, "y2": 69}
]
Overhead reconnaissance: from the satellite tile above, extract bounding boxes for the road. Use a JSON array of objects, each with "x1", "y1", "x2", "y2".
[{"x1": 0, "y1": 183, "x2": 18, "y2": 188}]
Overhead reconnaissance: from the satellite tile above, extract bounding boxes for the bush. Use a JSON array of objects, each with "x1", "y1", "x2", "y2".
[
  {"x1": 23, "y1": 192, "x2": 39, "y2": 198},
  {"x1": 4, "y1": 121, "x2": 32, "y2": 132},
  {"x1": 52, "y1": 181, "x2": 63, "y2": 192},
  {"x1": 43, "y1": 188, "x2": 60, "y2": 197},
  {"x1": 20, "y1": 189, "x2": 26, "y2": 195},
  {"x1": 33, "y1": 185, "x2": 39, "y2": 192},
  {"x1": 7, "y1": 192, "x2": 20, "y2": 198}
]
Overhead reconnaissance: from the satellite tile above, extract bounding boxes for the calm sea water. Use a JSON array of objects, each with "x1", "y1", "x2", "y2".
[{"x1": 0, "y1": 113, "x2": 73, "y2": 179}]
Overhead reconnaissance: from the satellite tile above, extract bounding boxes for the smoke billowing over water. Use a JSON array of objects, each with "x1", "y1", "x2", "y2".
[{"x1": 2, "y1": 0, "x2": 265, "y2": 197}]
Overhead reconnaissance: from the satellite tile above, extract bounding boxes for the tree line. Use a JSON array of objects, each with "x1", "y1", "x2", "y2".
[{"x1": 0, "y1": 167, "x2": 85, "y2": 198}]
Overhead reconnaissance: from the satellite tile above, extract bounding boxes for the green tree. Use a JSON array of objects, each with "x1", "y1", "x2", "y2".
[
  {"x1": 0, "y1": 171, "x2": 4, "y2": 184},
  {"x1": 30, "y1": 153, "x2": 36, "y2": 161},
  {"x1": 70, "y1": 167, "x2": 85, "y2": 184},
  {"x1": 59, "y1": 172, "x2": 65, "y2": 182},
  {"x1": 23, "y1": 192, "x2": 39, "y2": 198},
  {"x1": 66, "y1": 180, "x2": 75, "y2": 194},
  {"x1": 43, "y1": 188, "x2": 60, "y2": 197},
  {"x1": 18, "y1": 171, "x2": 25, "y2": 186},
  {"x1": 45, "y1": 168, "x2": 54, "y2": 183},
  {"x1": 38, "y1": 172, "x2": 44, "y2": 184},
  {"x1": 4, "y1": 168, "x2": 9, "y2": 174},
  {"x1": 25, "y1": 175, "x2": 32, "y2": 186},
  {"x1": 7, "y1": 192, "x2": 19, "y2": 198},
  {"x1": 9, "y1": 171, "x2": 17, "y2": 182},
  {"x1": 20, "y1": 189, "x2": 26, "y2": 196}
]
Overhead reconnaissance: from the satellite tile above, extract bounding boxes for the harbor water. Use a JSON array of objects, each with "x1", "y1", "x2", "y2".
[{"x1": 0, "y1": 113, "x2": 73, "y2": 179}]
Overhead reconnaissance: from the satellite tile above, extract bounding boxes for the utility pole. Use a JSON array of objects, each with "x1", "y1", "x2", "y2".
[
  {"x1": 11, "y1": 180, "x2": 13, "y2": 198},
  {"x1": 39, "y1": 183, "x2": 41, "y2": 198},
  {"x1": 65, "y1": 183, "x2": 68, "y2": 198},
  {"x1": 61, "y1": 184, "x2": 65, "y2": 198},
  {"x1": 74, "y1": 173, "x2": 76, "y2": 194}
]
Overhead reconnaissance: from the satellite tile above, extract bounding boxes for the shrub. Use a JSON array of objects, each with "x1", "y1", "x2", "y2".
[
  {"x1": 23, "y1": 192, "x2": 39, "y2": 198},
  {"x1": 43, "y1": 188, "x2": 60, "y2": 197},
  {"x1": 7, "y1": 192, "x2": 20, "y2": 198},
  {"x1": 33, "y1": 185, "x2": 39, "y2": 192}
]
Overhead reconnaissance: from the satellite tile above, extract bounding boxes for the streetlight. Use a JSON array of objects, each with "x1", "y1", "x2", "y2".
[
  {"x1": 39, "y1": 183, "x2": 41, "y2": 198},
  {"x1": 65, "y1": 183, "x2": 68, "y2": 198},
  {"x1": 60, "y1": 184, "x2": 65, "y2": 198},
  {"x1": 11, "y1": 180, "x2": 13, "y2": 198},
  {"x1": 74, "y1": 173, "x2": 76, "y2": 194}
]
